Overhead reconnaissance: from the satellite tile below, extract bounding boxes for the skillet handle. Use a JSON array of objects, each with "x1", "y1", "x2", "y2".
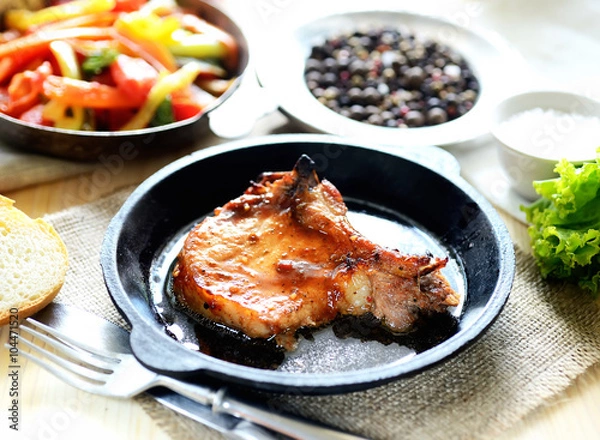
[{"x1": 214, "y1": 388, "x2": 369, "y2": 440}]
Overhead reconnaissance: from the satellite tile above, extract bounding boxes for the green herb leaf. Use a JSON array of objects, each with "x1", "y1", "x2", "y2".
[
  {"x1": 150, "y1": 96, "x2": 175, "y2": 127},
  {"x1": 82, "y1": 48, "x2": 120, "y2": 77},
  {"x1": 521, "y1": 152, "x2": 600, "y2": 297}
]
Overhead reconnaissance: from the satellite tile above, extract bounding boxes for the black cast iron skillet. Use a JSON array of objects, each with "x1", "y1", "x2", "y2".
[
  {"x1": 0, "y1": 0, "x2": 249, "y2": 160},
  {"x1": 101, "y1": 134, "x2": 514, "y2": 394}
]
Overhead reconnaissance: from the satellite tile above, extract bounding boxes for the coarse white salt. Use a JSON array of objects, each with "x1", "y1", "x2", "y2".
[{"x1": 495, "y1": 108, "x2": 600, "y2": 161}]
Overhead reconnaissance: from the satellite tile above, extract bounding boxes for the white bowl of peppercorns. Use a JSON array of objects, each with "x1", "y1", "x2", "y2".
[{"x1": 256, "y1": 9, "x2": 526, "y2": 148}]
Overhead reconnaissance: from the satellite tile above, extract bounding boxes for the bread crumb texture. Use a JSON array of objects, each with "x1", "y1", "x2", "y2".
[{"x1": 0, "y1": 196, "x2": 68, "y2": 326}]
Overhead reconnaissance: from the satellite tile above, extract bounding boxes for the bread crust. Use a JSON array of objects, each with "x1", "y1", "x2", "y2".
[{"x1": 0, "y1": 195, "x2": 68, "y2": 326}]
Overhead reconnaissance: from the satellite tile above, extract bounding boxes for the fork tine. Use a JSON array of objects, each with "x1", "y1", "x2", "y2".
[
  {"x1": 20, "y1": 323, "x2": 118, "y2": 372},
  {"x1": 4, "y1": 343, "x2": 111, "y2": 396},
  {"x1": 24, "y1": 318, "x2": 121, "y2": 363},
  {"x1": 17, "y1": 337, "x2": 110, "y2": 383}
]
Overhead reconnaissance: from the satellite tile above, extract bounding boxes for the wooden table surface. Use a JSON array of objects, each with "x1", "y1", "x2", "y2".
[{"x1": 2, "y1": 1, "x2": 600, "y2": 439}]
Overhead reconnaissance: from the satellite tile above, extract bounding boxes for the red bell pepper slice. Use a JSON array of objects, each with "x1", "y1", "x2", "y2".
[
  {"x1": 19, "y1": 103, "x2": 53, "y2": 126},
  {"x1": 0, "y1": 45, "x2": 51, "y2": 85},
  {"x1": 0, "y1": 87, "x2": 9, "y2": 109},
  {"x1": 0, "y1": 30, "x2": 20, "y2": 44},
  {"x1": 112, "y1": 0, "x2": 148, "y2": 12},
  {"x1": 2, "y1": 61, "x2": 53, "y2": 118},
  {"x1": 110, "y1": 54, "x2": 159, "y2": 102},
  {"x1": 42, "y1": 75, "x2": 144, "y2": 108},
  {"x1": 171, "y1": 97, "x2": 202, "y2": 121},
  {"x1": 0, "y1": 27, "x2": 112, "y2": 59},
  {"x1": 0, "y1": 58, "x2": 16, "y2": 85},
  {"x1": 171, "y1": 84, "x2": 214, "y2": 122}
]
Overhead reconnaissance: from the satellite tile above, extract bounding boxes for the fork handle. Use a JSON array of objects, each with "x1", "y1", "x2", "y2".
[{"x1": 157, "y1": 376, "x2": 367, "y2": 440}]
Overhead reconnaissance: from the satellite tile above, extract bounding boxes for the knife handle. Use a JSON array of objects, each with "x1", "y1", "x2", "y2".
[
  {"x1": 228, "y1": 420, "x2": 279, "y2": 440},
  {"x1": 157, "y1": 376, "x2": 367, "y2": 440},
  {"x1": 214, "y1": 388, "x2": 369, "y2": 440}
]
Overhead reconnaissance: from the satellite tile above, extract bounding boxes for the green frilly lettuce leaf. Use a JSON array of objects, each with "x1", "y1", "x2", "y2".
[{"x1": 521, "y1": 153, "x2": 600, "y2": 297}]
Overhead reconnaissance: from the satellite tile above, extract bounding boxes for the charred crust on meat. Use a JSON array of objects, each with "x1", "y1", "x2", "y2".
[
  {"x1": 293, "y1": 154, "x2": 319, "y2": 189},
  {"x1": 332, "y1": 312, "x2": 458, "y2": 353},
  {"x1": 418, "y1": 256, "x2": 448, "y2": 277},
  {"x1": 279, "y1": 155, "x2": 320, "y2": 210},
  {"x1": 344, "y1": 254, "x2": 357, "y2": 269}
]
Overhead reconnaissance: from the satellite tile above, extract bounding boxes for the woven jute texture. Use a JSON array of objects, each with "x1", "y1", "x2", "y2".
[{"x1": 46, "y1": 187, "x2": 600, "y2": 440}]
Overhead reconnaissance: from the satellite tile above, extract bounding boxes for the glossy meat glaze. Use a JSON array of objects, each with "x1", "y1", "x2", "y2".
[{"x1": 172, "y1": 155, "x2": 460, "y2": 349}]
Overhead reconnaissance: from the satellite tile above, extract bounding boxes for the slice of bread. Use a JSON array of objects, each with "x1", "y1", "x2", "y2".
[{"x1": 0, "y1": 195, "x2": 68, "y2": 326}]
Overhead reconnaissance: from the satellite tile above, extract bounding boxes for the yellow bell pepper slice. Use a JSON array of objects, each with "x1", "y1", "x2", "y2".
[
  {"x1": 120, "y1": 61, "x2": 203, "y2": 130},
  {"x1": 113, "y1": 11, "x2": 178, "y2": 72},
  {"x1": 46, "y1": 41, "x2": 85, "y2": 130},
  {"x1": 114, "y1": 11, "x2": 179, "y2": 44},
  {"x1": 50, "y1": 41, "x2": 82, "y2": 80},
  {"x1": 5, "y1": 0, "x2": 117, "y2": 32},
  {"x1": 167, "y1": 29, "x2": 226, "y2": 59},
  {"x1": 42, "y1": 100, "x2": 86, "y2": 131},
  {"x1": 139, "y1": 0, "x2": 178, "y2": 16}
]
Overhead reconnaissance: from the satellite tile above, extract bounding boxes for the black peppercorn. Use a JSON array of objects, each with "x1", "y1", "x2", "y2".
[
  {"x1": 405, "y1": 110, "x2": 425, "y2": 127},
  {"x1": 426, "y1": 107, "x2": 448, "y2": 125},
  {"x1": 304, "y1": 26, "x2": 480, "y2": 128}
]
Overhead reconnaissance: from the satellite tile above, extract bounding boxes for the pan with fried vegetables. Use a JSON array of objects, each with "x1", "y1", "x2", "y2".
[{"x1": 0, "y1": 0, "x2": 248, "y2": 159}]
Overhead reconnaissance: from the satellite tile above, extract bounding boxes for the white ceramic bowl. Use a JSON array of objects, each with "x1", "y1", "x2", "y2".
[
  {"x1": 491, "y1": 90, "x2": 600, "y2": 200},
  {"x1": 255, "y1": 9, "x2": 525, "y2": 148}
]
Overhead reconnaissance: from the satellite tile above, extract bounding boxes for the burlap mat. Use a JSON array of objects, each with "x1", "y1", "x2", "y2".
[
  {"x1": 45, "y1": 187, "x2": 600, "y2": 440},
  {"x1": 0, "y1": 144, "x2": 95, "y2": 192}
]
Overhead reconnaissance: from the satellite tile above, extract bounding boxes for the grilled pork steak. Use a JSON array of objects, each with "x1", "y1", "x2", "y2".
[{"x1": 172, "y1": 155, "x2": 460, "y2": 349}]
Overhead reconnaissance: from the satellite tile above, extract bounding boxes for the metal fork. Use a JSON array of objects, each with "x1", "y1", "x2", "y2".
[{"x1": 9, "y1": 303, "x2": 366, "y2": 440}]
